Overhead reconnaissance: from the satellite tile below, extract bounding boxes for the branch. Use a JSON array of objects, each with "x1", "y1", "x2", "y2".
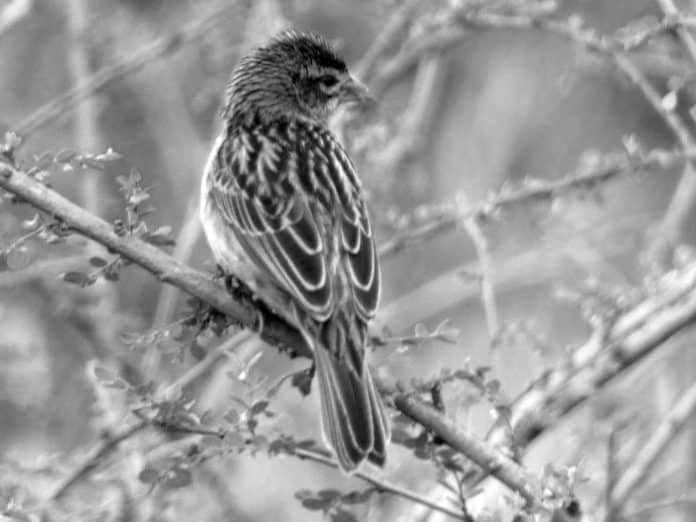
[
  {"x1": 0, "y1": 161, "x2": 547, "y2": 511},
  {"x1": 292, "y1": 447, "x2": 467, "y2": 520},
  {"x1": 487, "y1": 261, "x2": 696, "y2": 452},
  {"x1": 50, "y1": 420, "x2": 148, "y2": 500},
  {"x1": 453, "y1": 6, "x2": 696, "y2": 263},
  {"x1": 393, "y1": 393, "x2": 541, "y2": 509},
  {"x1": 352, "y1": 0, "x2": 422, "y2": 81},
  {"x1": 378, "y1": 148, "x2": 696, "y2": 258},
  {"x1": 607, "y1": 381, "x2": 696, "y2": 517},
  {"x1": 648, "y1": 0, "x2": 696, "y2": 263},
  {"x1": 14, "y1": 2, "x2": 241, "y2": 139}
]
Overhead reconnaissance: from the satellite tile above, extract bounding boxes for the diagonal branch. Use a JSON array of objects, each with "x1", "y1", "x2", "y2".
[{"x1": 0, "y1": 160, "x2": 546, "y2": 511}]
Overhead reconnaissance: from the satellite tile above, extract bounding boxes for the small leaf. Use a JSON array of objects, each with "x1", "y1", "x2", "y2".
[
  {"x1": 301, "y1": 498, "x2": 328, "y2": 511},
  {"x1": 317, "y1": 489, "x2": 341, "y2": 501},
  {"x1": 486, "y1": 379, "x2": 501, "y2": 395},
  {"x1": 342, "y1": 490, "x2": 373, "y2": 504},
  {"x1": 164, "y1": 467, "x2": 192, "y2": 489},
  {"x1": 62, "y1": 271, "x2": 89, "y2": 286},
  {"x1": 291, "y1": 369, "x2": 313, "y2": 396},
  {"x1": 138, "y1": 468, "x2": 160, "y2": 484},
  {"x1": 294, "y1": 489, "x2": 315, "y2": 500},
  {"x1": 89, "y1": 256, "x2": 108, "y2": 267},
  {"x1": 103, "y1": 269, "x2": 120, "y2": 282},
  {"x1": 130, "y1": 190, "x2": 150, "y2": 206},
  {"x1": 250, "y1": 400, "x2": 269, "y2": 415},
  {"x1": 95, "y1": 148, "x2": 123, "y2": 162},
  {"x1": 224, "y1": 408, "x2": 240, "y2": 424},
  {"x1": 93, "y1": 365, "x2": 115, "y2": 382}
]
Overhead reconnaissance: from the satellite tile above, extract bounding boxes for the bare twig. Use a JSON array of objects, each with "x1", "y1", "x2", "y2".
[
  {"x1": 646, "y1": 0, "x2": 696, "y2": 263},
  {"x1": 50, "y1": 420, "x2": 148, "y2": 500},
  {"x1": 461, "y1": 202, "x2": 500, "y2": 342},
  {"x1": 621, "y1": 491, "x2": 696, "y2": 520},
  {"x1": 373, "y1": 54, "x2": 448, "y2": 176},
  {"x1": 161, "y1": 331, "x2": 253, "y2": 399},
  {"x1": 66, "y1": 0, "x2": 101, "y2": 212},
  {"x1": 453, "y1": 6, "x2": 696, "y2": 263},
  {"x1": 378, "y1": 148, "x2": 696, "y2": 258},
  {"x1": 370, "y1": 27, "x2": 466, "y2": 98},
  {"x1": 353, "y1": 0, "x2": 422, "y2": 81},
  {"x1": 292, "y1": 447, "x2": 467, "y2": 520},
  {"x1": 15, "y1": 2, "x2": 240, "y2": 138},
  {"x1": 608, "y1": 381, "x2": 696, "y2": 516}
]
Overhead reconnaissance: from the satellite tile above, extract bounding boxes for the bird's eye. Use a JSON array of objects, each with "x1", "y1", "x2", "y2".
[{"x1": 319, "y1": 75, "x2": 338, "y2": 88}]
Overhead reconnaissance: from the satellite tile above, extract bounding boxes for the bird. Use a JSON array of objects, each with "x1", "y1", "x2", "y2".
[{"x1": 199, "y1": 30, "x2": 390, "y2": 472}]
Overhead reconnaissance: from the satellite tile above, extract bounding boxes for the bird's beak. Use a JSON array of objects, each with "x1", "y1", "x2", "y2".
[{"x1": 340, "y1": 76, "x2": 376, "y2": 110}]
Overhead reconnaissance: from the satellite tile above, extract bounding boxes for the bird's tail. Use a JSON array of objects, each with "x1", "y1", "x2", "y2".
[{"x1": 312, "y1": 326, "x2": 390, "y2": 472}]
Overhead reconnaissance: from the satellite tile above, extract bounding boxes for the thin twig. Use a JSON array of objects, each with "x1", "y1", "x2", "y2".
[
  {"x1": 66, "y1": 0, "x2": 101, "y2": 212},
  {"x1": 50, "y1": 420, "x2": 149, "y2": 500},
  {"x1": 647, "y1": 0, "x2": 696, "y2": 263},
  {"x1": 373, "y1": 53, "x2": 448, "y2": 177},
  {"x1": 608, "y1": 381, "x2": 696, "y2": 516},
  {"x1": 454, "y1": 6, "x2": 696, "y2": 264},
  {"x1": 353, "y1": 0, "x2": 422, "y2": 81},
  {"x1": 460, "y1": 203, "x2": 499, "y2": 341},
  {"x1": 161, "y1": 331, "x2": 253, "y2": 399},
  {"x1": 293, "y1": 447, "x2": 467, "y2": 520},
  {"x1": 15, "y1": 2, "x2": 241, "y2": 138},
  {"x1": 621, "y1": 491, "x2": 696, "y2": 520},
  {"x1": 151, "y1": 201, "x2": 202, "y2": 329},
  {"x1": 51, "y1": 331, "x2": 251, "y2": 500},
  {"x1": 378, "y1": 148, "x2": 696, "y2": 258}
]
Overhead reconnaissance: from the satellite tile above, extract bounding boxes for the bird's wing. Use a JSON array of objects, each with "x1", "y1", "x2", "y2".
[
  {"x1": 333, "y1": 152, "x2": 380, "y2": 321},
  {"x1": 209, "y1": 122, "x2": 379, "y2": 323}
]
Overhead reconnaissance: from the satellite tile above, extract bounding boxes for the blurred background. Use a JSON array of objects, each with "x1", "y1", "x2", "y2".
[{"x1": 2, "y1": 0, "x2": 696, "y2": 520}]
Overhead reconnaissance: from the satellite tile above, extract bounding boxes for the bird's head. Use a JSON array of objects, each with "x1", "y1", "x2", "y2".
[{"x1": 224, "y1": 31, "x2": 373, "y2": 124}]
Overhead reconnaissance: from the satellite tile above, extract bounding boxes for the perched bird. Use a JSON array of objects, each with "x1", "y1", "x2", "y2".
[{"x1": 200, "y1": 31, "x2": 390, "y2": 471}]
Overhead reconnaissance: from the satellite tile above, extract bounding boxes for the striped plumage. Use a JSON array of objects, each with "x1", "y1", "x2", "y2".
[{"x1": 200, "y1": 31, "x2": 390, "y2": 471}]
